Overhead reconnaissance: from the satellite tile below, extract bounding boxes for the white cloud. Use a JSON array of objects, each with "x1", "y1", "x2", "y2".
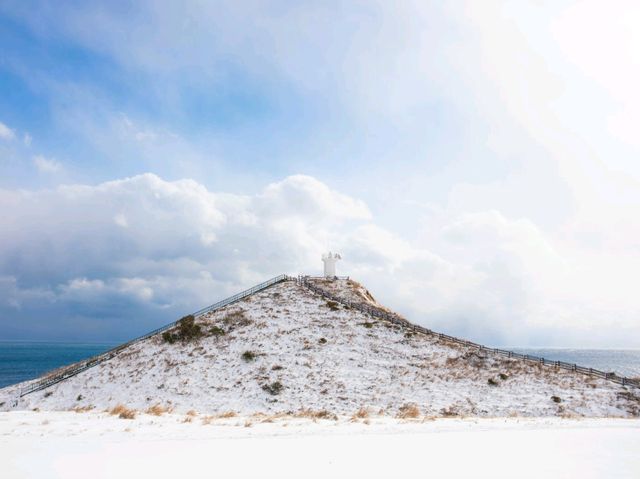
[
  {"x1": 1, "y1": 173, "x2": 638, "y2": 347},
  {"x1": 33, "y1": 155, "x2": 62, "y2": 173},
  {"x1": 0, "y1": 121, "x2": 16, "y2": 141},
  {"x1": 23, "y1": 132, "x2": 32, "y2": 147}
]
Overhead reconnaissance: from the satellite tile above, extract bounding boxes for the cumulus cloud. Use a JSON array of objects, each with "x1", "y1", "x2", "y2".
[
  {"x1": 0, "y1": 173, "x2": 638, "y2": 347},
  {"x1": 0, "y1": 121, "x2": 16, "y2": 141},
  {"x1": 33, "y1": 155, "x2": 62, "y2": 173}
]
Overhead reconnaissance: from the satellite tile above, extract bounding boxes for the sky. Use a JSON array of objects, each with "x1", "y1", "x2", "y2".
[{"x1": 1, "y1": 1, "x2": 640, "y2": 347}]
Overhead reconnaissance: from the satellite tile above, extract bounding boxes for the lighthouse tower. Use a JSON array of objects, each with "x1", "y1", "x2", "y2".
[{"x1": 322, "y1": 252, "x2": 341, "y2": 278}]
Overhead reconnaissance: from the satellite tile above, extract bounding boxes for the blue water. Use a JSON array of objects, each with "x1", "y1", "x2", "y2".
[
  {"x1": 0, "y1": 341, "x2": 118, "y2": 388},
  {"x1": 0, "y1": 341, "x2": 639, "y2": 389},
  {"x1": 510, "y1": 348, "x2": 640, "y2": 378}
]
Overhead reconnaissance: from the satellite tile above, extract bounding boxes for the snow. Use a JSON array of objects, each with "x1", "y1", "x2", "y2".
[
  {"x1": 1, "y1": 411, "x2": 639, "y2": 479},
  {"x1": 1, "y1": 279, "x2": 639, "y2": 417}
]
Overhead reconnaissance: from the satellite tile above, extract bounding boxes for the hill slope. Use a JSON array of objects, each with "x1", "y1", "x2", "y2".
[{"x1": 1, "y1": 279, "x2": 638, "y2": 417}]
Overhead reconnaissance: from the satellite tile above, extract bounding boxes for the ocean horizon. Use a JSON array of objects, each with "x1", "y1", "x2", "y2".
[{"x1": 0, "y1": 340, "x2": 638, "y2": 389}]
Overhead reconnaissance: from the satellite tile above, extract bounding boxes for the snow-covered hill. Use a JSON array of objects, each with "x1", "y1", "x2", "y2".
[{"x1": 1, "y1": 279, "x2": 638, "y2": 417}]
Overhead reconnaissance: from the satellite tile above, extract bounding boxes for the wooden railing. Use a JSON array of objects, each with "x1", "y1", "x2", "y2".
[
  {"x1": 298, "y1": 276, "x2": 640, "y2": 389},
  {"x1": 17, "y1": 274, "x2": 293, "y2": 398}
]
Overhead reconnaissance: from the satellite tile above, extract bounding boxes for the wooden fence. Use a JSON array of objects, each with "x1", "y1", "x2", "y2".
[
  {"x1": 298, "y1": 276, "x2": 640, "y2": 389},
  {"x1": 17, "y1": 274, "x2": 292, "y2": 399}
]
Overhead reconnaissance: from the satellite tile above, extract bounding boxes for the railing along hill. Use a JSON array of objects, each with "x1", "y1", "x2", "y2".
[
  {"x1": 18, "y1": 274, "x2": 292, "y2": 398},
  {"x1": 298, "y1": 276, "x2": 640, "y2": 389}
]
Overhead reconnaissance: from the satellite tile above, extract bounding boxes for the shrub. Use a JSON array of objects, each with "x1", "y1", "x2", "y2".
[
  {"x1": 551, "y1": 395, "x2": 562, "y2": 403},
  {"x1": 177, "y1": 315, "x2": 202, "y2": 340},
  {"x1": 318, "y1": 337, "x2": 327, "y2": 344},
  {"x1": 487, "y1": 378, "x2": 499, "y2": 386},
  {"x1": 499, "y1": 373, "x2": 509, "y2": 380},
  {"x1": 209, "y1": 326, "x2": 225, "y2": 337},
  {"x1": 162, "y1": 315, "x2": 202, "y2": 344},
  {"x1": 162, "y1": 331, "x2": 176, "y2": 344},
  {"x1": 361, "y1": 322, "x2": 374, "y2": 329},
  {"x1": 272, "y1": 364, "x2": 284, "y2": 371},
  {"x1": 242, "y1": 350, "x2": 257, "y2": 362},
  {"x1": 262, "y1": 381, "x2": 283, "y2": 395},
  {"x1": 76, "y1": 394, "x2": 83, "y2": 401},
  {"x1": 44, "y1": 391, "x2": 53, "y2": 398}
]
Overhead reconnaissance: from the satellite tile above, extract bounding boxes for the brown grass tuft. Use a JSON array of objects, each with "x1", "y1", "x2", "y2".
[
  {"x1": 353, "y1": 407, "x2": 369, "y2": 419},
  {"x1": 396, "y1": 404, "x2": 421, "y2": 419},
  {"x1": 294, "y1": 409, "x2": 338, "y2": 421},
  {"x1": 218, "y1": 410, "x2": 237, "y2": 419},
  {"x1": 109, "y1": 404, "x2": 136, "y2": 419},
  {"x1": 201, "y1": 415, "x2": 215, "y2": 425},
  {"x1": 146, "y1": 404, "x2": 169, "y2": 416}
]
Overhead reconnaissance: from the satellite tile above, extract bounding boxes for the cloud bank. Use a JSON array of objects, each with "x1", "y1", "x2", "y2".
[{"x1": 1, "y1": 174, "x2": 638, "y2": 347}]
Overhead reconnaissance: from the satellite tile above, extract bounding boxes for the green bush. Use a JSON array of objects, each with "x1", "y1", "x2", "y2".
[
  {"x1": 162, "y1": 315, "x2": 202, "y2": 344},
  {"x1": 262, "y1": 381, "x2": 283, "y2": 395},
  {"x1": 551, "y1": 395, "x2": 562, "y2": 403},
  {"x1": 177, "y1": 315, "x2": 202, "y2": 340},
  {"x1": 241, "y1": 350, "x2": 257, "y2": 362},
  {"x1": 499, "y1": 373, "x2": 509, "y2": 380},
  {"x1": 487, "y1": 378, "x2": 499, "y2": 386},
  {"x1": 210, "y1": 326, "x2": 225, "y2": 337},
  {"x1": 162, "y1": 331, "x2": 176, "y2": 344},
  {"x1": 318, "y1": 337, "x2": 327, "y2": 344}
]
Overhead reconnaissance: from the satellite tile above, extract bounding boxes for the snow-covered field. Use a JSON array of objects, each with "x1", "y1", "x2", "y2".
[
  {"x1": 1, "y1": 411, "x2": 639, "y2": 478},
  {"x1": 1, "y1": 280, "x2": 639, "y2": 416}
]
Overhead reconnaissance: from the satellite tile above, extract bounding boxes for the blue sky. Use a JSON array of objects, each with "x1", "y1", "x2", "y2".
[{"x1": 2, "y1": 1, "x2": 640, "y2": 347}]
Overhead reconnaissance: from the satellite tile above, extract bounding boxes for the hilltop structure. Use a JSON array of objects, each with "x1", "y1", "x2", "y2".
[{"x1": 321, "y1": 252, "x2": 341, "y2": 277}]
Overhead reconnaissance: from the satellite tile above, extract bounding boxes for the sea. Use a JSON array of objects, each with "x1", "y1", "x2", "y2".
[
  {"x1": 0, "y1": 341, "x2": 639, "y2": 389},
  {"x1": 0, "y1": 341, "x2": 118, "y2": 389}
]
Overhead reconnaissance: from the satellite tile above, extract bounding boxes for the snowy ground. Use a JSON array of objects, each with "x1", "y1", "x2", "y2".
[
  {"x1": 2, "y1": 280, "x2": 639, "y2": 416},
  {"x1": 1, "y1": 411, "x2": 639, "y2": 478}
]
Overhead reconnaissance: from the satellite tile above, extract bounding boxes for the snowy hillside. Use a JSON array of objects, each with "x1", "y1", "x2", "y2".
[{"x1": 1, "y1": 279, "x2": 638, "y2": 417}]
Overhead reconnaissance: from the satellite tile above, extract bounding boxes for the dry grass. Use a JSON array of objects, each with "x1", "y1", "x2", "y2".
[
  {"x1": 218, "y1": 410, "x2": 237, "y2": 419},
  {"x1": 294, "y1": 409, "x2": 338, "y2": 421},
  {"x1": 72, "y1": 405, "x2": 95, "y2": 413},
  {"x1": 201, "y1": 415, "x2": 215, "y2": 425},
  {"x1": 396, "y1": 403, "x2": 421, "y2": 419},
  {"x1": 109, "y1": 404, "x2": 136, "y2": 419},
  {"x1": 353, "y1": 407, "x2": 369, "y2": 419},
  {"x1": 146, "y1": 404, "x2": 169, "y2": 416},
  {"x1": 186, "y1": 409, "x2": 198, "y2": 417}
]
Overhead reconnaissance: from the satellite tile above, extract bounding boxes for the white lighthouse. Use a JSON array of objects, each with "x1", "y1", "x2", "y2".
[{"x1": 322, "y1": 252, "x2": 341, "y2": 278}]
